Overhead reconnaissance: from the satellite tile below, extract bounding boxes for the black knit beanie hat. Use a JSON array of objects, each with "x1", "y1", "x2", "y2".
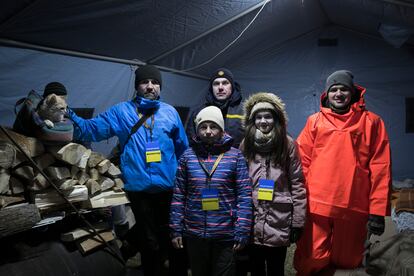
[
  {"x1": 209, "y1": 68, "x2": 234, "y2": 89},
  {"x1": 43, "y1": 82, "x2": 67, "y2": 97},
  {"x1": 325, "y1": 70, "x2": 355, "y2": 92},
  {"x1": 135, "y1": 65, "x2": 162, "y2": 89}
]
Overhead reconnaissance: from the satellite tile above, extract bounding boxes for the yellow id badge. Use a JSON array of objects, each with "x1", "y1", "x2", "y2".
[
  {"x1": 201, "y1": 188, "x2": 219, "y2": 211},
  {"x1": 257, "y1": 179, "x2": 274, "y2": 201},
  {"x1": 146, "y1": 142, "x2": 161, "y2": 163}
]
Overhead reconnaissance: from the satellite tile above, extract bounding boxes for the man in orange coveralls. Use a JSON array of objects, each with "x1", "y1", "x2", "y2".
[{"x1": 293, "y1": 70, "x2": 392, "y2": 275}]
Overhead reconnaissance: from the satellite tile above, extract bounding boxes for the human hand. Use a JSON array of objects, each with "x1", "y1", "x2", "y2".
[
  {"x1": 290, "y1": 227, "x2": 303, "y2": 243},
  {"x1": 172, "y1": 236, "x2": 184, "y2": 249},
  {"x1": 367, "y1": 215, "x2": 385, "y2": 236},
  {"x1": 233, "y1": 241, "x2": 245, "y2": 252}
]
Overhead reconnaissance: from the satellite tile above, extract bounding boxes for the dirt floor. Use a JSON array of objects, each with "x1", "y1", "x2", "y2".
[{"x1": 285, "y1": 244, "x2": 296, "y2": 275}]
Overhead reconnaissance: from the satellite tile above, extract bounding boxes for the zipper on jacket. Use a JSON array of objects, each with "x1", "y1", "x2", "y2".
[
  {"x1": 258, "y1": 203, "x2": 270, "y2": 244},
  {"x1": 204, "y1": 153, "x2": 210, "y2": 238},
  {"x1": 260, "y1": 157, "x2": 271, "y2": 244},
  {"x1": 204, "y1": 175, "x2": 210, "y2": 239}
]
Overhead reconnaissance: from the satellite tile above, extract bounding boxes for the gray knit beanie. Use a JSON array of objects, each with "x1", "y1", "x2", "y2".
[
  {"x1": 325, "y1": 70, "x2": 355, "y2": 92},
  {"x1": 194, "y1": 106, "x2": 225, "y2": 131}
]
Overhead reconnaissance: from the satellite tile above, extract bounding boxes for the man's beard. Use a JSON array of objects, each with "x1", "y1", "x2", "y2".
[{"x1": 140, "y1": 90, "x2": 159, "y2": 100}]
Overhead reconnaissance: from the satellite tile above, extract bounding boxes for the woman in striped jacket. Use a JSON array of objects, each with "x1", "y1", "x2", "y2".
[{"x1": 170, "y1": 105, "x2": 252, "y2": 276}]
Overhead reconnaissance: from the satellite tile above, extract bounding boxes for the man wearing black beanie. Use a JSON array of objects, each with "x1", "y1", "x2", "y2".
[
  {"x1": 185, "y1": 67, "x2": 244, "y2": 148},
  {"x1": 294, "y1": 70, "x2": 392, "y2": 275},
  {"x1": 134, "y1": 65, "x2": 162, "y2": 100},
  {"x1": 67, "y1": 64, "x2": 188, "y2": 276}
]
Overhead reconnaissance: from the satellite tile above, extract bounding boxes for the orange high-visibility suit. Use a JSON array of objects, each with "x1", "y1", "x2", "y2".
[{"x1": 294, "y1": 85, "x2": 391, "y2": 275}]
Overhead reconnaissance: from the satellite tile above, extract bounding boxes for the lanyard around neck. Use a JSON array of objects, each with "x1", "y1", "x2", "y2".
[
  {"x1": 198, "y1": 153, "x2": 224, "y2": 180},
  {"x1": 136, "y1": 107, "x2": 155, "y2": 139}
]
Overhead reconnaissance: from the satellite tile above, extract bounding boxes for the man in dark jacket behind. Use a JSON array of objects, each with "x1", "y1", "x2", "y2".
[{"x1": 186, "y1": 68, "x2": 244, "y2": 148}]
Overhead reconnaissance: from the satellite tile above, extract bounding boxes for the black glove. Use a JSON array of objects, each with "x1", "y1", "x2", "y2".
[
  {"x1": 367, "y1": 214, "x2": 385, "y2": 236},
  {"x1": 290, "y1": 227, "x2": 303, "y2": 243}
]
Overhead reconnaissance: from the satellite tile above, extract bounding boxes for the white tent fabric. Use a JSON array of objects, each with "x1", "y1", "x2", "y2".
[
  {"x1": 233, "y1": 26, "x2": 414, "y2": 180},
  {"x1": 0, "y1": 46, "x2": 206, "y2": 153},
  {"x1": 0, "y1": 0, "x2": 413, "y2": 179}
]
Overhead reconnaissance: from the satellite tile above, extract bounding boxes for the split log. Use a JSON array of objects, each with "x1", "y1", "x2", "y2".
[
  {"x1": 87, "y1": 152, "x2": 105, "y2": 168},
  {"x1": 9, "y1": 177, "x2": 25, "y2": 194},
  {"x1": 99, "y1": 177, "x2": 114, "y2": 191},
  {"x1": 77, "y1": 149, "x2": 91, "y2": 169},
  {"x1": 113, "y1": 178, "x2": 124, "y2": 191},
  {"x1": 70, "y1": 165, "x2": 80, "y2": 179},
  {"x1": 35, "y1": 185, "x2": 88, "y2": 211},
  {"x1": 60, "y1": 222, "x2": 109, "y2": 242},
  {"x1": 85, "y1": 179, "x2": 101, "y2": 196},
  {"x1": 13, "y1": 165, "x2": 34, "y2": 181},
  {"x1": 58, "y1": 179, "x2": 78, "y2": 191},
  {"x1": 105, "y1": 164, "x2": 122, "y2": 178},
  {"x1": 52, "y1": 143, "x2": 88, "y2": 165},
  {"x1": 31, "y1": 173, "x2": 50, "y2": 191},
  {"x1": 0, "y1": 195, "x2": 25, "y2": 208},
  {"x1": 89, "y1": 168, "x2": 100, "y2": 181},
  {"x1": 85, "y1": 190, "x2": 129, "y2": 209},
  {"x1": 76, "y1": 170, "x2": 90, "y2": 185},
  {"x1": 0, "y1": 169, "x2": 11, "y2": 194},
  {"x1": 0, "y1": 128, "x2": 44, "y2": 158},
  {"x1": 0, "y1": 142, "x2": 17, "y2": 169},
  {"x1": 45, "y1": 166, "x2": 71, "y2": 181},
  {"x1": 77, "y1": 231, "x2": 114, "y2": 254},
  {"x1": 97, "y1": 159, "x2": 111, "y2": 174},
  {"x1": 0, "y1": 204, "x2": 41, "y2": 238},
  {"x1": 33, "y1": 153, "x2": 55, "y2": 170}
]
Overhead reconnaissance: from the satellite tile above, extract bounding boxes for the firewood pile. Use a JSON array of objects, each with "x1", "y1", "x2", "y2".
[{"x1": 0, "y1": 128, "x2": 129, "y2": 212}]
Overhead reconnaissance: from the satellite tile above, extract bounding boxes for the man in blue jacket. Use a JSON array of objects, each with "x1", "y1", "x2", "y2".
[{"x1": 68, "y1": 65, "x2": 188, "y2": 276}]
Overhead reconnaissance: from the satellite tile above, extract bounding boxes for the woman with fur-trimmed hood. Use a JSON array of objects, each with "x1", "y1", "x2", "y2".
[{"x1": 241, "y1": 92, "x2": 306, "y2": 275}]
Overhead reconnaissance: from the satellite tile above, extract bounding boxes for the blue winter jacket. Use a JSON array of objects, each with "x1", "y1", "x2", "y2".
[
  {"x1": 170, "y1": 134, "x2": 252, "y2": 244},
  {"x1": 68, "y1": 97, "x2": 189, "y2": 193}
]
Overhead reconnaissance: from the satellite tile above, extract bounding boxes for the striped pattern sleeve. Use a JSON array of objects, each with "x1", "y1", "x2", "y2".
[
  {"x1": 169, "y1": 152, "x2": 188, "y2": 237},
  {"x1": 233, "y1": 151, "x2": 253, "y2": 244}
]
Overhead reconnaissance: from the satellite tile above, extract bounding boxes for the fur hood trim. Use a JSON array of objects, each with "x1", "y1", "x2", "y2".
[{"x1": 243, "y1": 92, "x2": 288, "y2": 124}]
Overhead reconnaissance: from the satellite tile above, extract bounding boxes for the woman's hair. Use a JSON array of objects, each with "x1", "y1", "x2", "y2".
[{"x1": 243, "y1": 108, "x2": 289, "y2": 168}]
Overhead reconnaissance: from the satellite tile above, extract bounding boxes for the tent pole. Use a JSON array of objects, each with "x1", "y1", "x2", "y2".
[
  {"x1": 381, "y1": 0, "x2": 414, "y2": 8},
  {"x1": 148, "y1": 0, "x2": 271, "y2": 63},
  {"x1": 0, "y1": 38, "x2": 209, "y2": 80}
]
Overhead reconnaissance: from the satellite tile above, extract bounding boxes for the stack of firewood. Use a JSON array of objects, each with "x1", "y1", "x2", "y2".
[{"x1": 0, "y1": 128, "x2": 128, "y2": 211}]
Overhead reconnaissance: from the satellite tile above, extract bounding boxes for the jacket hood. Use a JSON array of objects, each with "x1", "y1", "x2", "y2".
[
  {"x1": 135, "y1": 96, "x2": 160, "y2": 114},
  {"x1": 190, "y1": 133, "x2": 234, "y2": 156},
  {"x1": 243, "y1": 92, "x2": 288, "y2": 125},
  {"x1": 320, "y1": 84, "x2": 366, "y2": 112}
]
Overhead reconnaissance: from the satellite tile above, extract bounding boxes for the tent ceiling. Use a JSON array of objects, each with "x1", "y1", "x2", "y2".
[{"x1": 0, "y1": 0, "x2": 413, "y2": 77}]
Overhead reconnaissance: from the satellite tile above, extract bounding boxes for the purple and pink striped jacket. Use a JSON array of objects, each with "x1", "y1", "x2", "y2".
[{"x1": 169, "y1": 134, "x2": 252, "y2": 244}]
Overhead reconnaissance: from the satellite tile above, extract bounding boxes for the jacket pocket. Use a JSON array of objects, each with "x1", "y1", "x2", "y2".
[{"x1": 266, "y1": 194, "x2": 293, "y2": 229}]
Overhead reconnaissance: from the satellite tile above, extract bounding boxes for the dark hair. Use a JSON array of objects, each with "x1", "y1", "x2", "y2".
[{"x1": 243, "y1": 109, "x2": 289, "y2": 168}]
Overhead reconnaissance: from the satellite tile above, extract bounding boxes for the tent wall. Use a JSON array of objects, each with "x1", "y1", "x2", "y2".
[
  {"x1": 233, "y1": 27, "x2": 414, "y2": 180},
  {"x1": 0, "y1": 46, "x2": 206, "y2": 154},
  {"x1": 1, "y1": 25, "x2": 413, "y2": 180}
]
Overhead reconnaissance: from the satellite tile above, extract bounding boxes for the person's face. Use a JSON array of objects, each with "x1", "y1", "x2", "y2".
[
  {"x1": 254, "y1": 110, "x2": 274, "y2": 134},
  {"x1": 327, "y1": 84, "x2": 352, "y2": 111},
  {"x1": 137, "y1": 79, "x2": 161, "y2": 100},
  {"x1": 212, "y1": 78, "x2": 232, "y2": 101},
  {"x1": 197, "y1": 121, "x2": 223, "y2": 144}
]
